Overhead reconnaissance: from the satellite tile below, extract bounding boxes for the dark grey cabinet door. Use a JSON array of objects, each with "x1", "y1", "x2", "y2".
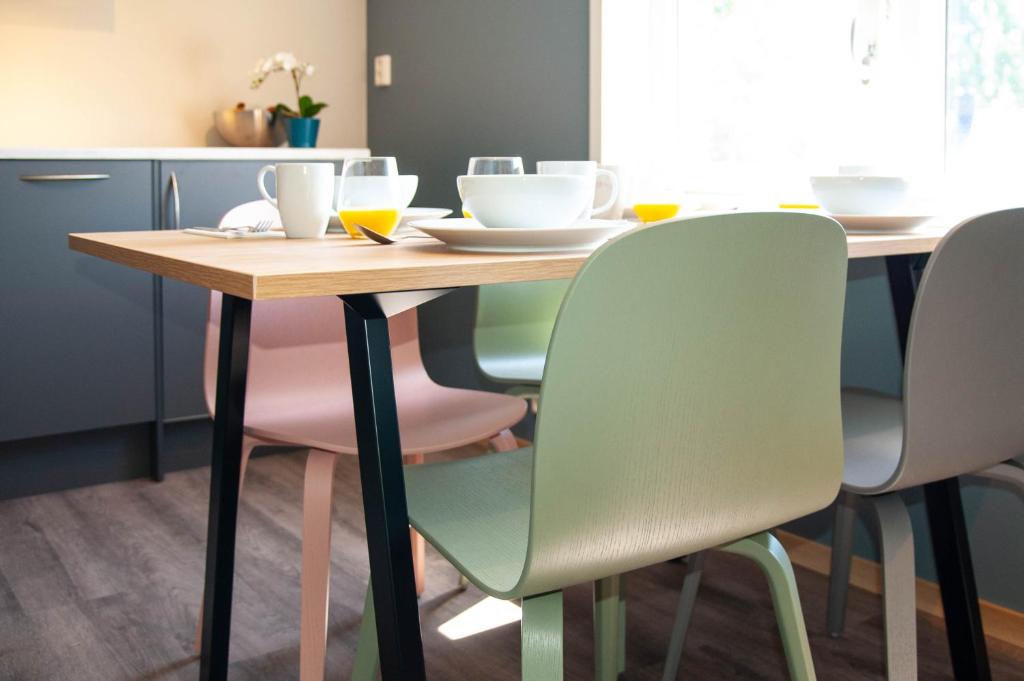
[
  {"x1": 157, "y1": 161, "x2": 274, "y2": 420},
  {"x1": 0, "y1": 160, "x2": 155, "y2": 441}
]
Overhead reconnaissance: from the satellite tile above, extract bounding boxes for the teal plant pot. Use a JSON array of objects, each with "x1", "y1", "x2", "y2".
[{"x1": 286, "y1": 117, "x2": 320, "y2": 148}]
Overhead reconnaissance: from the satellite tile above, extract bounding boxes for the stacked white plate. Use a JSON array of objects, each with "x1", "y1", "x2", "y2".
[
  {"x1": 829, "y1": 214, "x2": 935, "y2": 233},
  {"x1": 409, "y1": 217, "x2": 632, "y2": 253}
]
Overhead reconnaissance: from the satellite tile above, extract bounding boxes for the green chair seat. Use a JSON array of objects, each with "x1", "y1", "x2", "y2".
[{"x1": 405, "y1": 448, "x2": 532, "y2": 598}]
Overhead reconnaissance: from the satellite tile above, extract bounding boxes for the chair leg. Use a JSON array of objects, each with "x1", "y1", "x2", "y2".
[
  {"x1": 662, "y1": 552, "x2": 706, "y2": 681},
  {"x1": 618, "y1": 574, "x2": 627, "y2": 676},
  {"x1": 594, "y1": 575, "x2": 621, "y2": 681},
  {"x1": 405, "y1": 452, "x2": 427, "y2": 597},
  {"x1": 300, "y1": 449, "x2": 338, "y2": 681},
  {"x1": 351, "y1": 581, "x2": 380, "y2": 681},
  {"x1": 194, "y1": 434, "x2": 261, "y2": 654},
  {"x1": 826, "y1": 491, "x2": 857, "y2": 637},
  {"x1": 489, "y1": 428, "x2": 519, "y2": 452},
  {"x1": 722, "y1": 533, "x2": 816, "y2": 681},
  {"x1": 865, "y1": 493, "x2": 917, "y2": 681},
  {"x1": 522, "y1": 590, "x2": 564, "y2": 681}
]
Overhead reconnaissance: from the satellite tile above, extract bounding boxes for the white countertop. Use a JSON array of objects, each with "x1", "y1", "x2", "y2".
[{"x1": 0, "y1": 147, "x2": 370, "y2": 161}]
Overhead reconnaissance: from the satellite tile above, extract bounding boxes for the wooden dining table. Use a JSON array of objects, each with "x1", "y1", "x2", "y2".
[{"x1": 69, "y1": 220, "x2": 990, "y2": 681}]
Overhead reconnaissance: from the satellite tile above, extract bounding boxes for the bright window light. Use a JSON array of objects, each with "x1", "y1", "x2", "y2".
[
  {"x1": 598, "y1": 0, "x2": 948, "y2": 201},
  {"x1": 437, "y1": 596, "x2": 522, "y2": 641}
]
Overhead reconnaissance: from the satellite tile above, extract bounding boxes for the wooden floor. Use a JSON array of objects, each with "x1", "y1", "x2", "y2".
[{"x1": 0, "y1": 447, "x2": 1021, "y2": 681}]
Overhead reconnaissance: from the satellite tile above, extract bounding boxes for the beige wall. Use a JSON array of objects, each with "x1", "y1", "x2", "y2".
[{"x1": 0, "y1": 0, "x2": 366, "y2": 148}]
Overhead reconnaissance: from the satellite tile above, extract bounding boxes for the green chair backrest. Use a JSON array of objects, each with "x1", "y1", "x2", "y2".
[
  {"x1": 515, "y1": 212, "x2": 848, "y2": 597},
  {"x1": 474, "y1": 280, "x2": 571, "y2": 383}
]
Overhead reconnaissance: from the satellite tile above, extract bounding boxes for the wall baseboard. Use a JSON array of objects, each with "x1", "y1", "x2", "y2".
[{"x1": 776, "y1": 530, "x2": 1024, "y2": 651}]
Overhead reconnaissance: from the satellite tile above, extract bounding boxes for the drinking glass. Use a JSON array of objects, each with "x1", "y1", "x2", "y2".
[
  {"x1": 344, "y1": 156, "x2": 398, "y2": 177},
  {"x1": 463, "y1": 157, "x2": 524, "y2": 217},
  {"x1": 467, "y1": 156, "x2": 524, "y2": 176},
  {"x1": 337, "y1": 157, "x2": 402, "y2": 238},
  {"x1": 631, "y1": 178, "x2": 681, "y2": 223}
]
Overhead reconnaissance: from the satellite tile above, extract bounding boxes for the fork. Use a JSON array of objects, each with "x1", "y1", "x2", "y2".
[{"x1": 249, "y1": 219, "x2": 274, "y2": 233}]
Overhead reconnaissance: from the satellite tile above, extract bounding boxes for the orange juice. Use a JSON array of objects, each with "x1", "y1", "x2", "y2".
[
  {"x1": 339, "y1": 208, "x2": 401, "y2": 239},
  {"x1": 633, "y1": 203, "x2": 681, "y2": 223}
]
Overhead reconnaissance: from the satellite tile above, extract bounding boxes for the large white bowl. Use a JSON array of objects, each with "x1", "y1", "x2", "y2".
[
  {"x1": 810, "y1": 176, "x2": 910, "y2": 215},
  {"x1": 457, "y1": 174, "x2": 592, "y2": 229}
]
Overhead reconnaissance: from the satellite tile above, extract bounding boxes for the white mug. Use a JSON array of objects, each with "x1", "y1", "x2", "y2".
[
  {"x1": 537, "y1": 160, "x2": 620, "y2": 219},
  {"x1": 257, "y1": 163, "x2": 334, "y2": 238}
]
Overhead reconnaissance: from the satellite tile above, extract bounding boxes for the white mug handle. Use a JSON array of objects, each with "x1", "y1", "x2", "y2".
[
  {"x1": 257, "y1": 165, "x2": 277, "y2": 207},
  {"x1": 592, "y1": 168, "x2": 620, "y2": 216}
]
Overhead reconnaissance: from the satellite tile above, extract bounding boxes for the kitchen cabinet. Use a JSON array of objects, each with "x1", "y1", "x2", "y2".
[
  {"x1": 0, "y1": 149, "x2": 365, "y2": 489},
  {"x1": 0, "y1": 161, "x2": 155, "y2": 441}
]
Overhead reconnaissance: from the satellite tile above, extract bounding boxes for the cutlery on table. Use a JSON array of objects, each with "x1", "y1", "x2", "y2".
[
  {"x1": 356, "y1": 223, "x2": 434, "y2": 245},
  {"x1": 186, "y1": 219, "x2": 275, "y2": 233}
]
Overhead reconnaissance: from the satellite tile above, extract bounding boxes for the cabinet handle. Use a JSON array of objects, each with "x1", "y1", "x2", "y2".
[
  {"x1": 20, "y1": 173, "x2": 111, "y2": 181},
  {"x1": 168, "y1": 171, "x2": 181, "y2": 230}
]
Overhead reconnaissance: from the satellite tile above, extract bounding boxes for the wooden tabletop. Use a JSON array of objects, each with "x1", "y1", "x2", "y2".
[{"x1": 69, "y1": 225, "x2": 951, "y2": 301}]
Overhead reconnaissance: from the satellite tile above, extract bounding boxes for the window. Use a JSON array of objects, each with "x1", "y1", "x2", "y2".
[
  {"x1": 594, "y1": 0, "x2": 1021, "y2": 208},
  {"x1": 946, "y1": 0, "x2": 1024, "y2": 206}
]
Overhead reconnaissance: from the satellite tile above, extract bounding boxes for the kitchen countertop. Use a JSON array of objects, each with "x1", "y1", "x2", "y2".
[{"x1": 0, "y1": 147, "x2": 369, "y2": 161}]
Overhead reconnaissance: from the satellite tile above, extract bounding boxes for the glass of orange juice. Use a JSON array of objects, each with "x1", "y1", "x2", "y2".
[
  {"x1": 462, "y1": 157, "x2": 524, "y2": 217},
  {"x1": 337, "y1": 157, "x2": 402, "y2": 239},
  {"x1": 631, "y1": 175, "x2": 682, "y2": 223}
]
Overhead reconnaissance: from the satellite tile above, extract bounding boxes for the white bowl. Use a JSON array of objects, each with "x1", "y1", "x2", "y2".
[
  {"x1": 809, "y1": 176, "x2": 910, "y2": 215},
  {"x1": 457, "y1": 174, "x2": 592, "y2": 229}
]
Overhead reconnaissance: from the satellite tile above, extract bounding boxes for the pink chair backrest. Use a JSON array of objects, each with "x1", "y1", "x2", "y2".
[{"x1": 203, "y1": 201, "x2": 426, "y2": 416}]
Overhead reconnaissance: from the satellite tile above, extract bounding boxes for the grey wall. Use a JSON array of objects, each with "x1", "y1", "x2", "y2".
[
  {"x1": 367, "y1": 0, "x2": 588, "y2": 415},
  {"x1": 367, "y1": 2, "x2": 1024, "y2": 612}
]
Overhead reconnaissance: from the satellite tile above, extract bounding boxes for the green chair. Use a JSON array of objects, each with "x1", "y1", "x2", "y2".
[
  {"x1": 474, "y1": 279, "x2": 570, "y2": 402},
  {"x1": 352, "y1": 212, "x2": 849, "y2": 680}
]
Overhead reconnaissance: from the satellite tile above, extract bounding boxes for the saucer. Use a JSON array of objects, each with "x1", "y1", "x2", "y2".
[
  {"x1": 831, "y1": 214, "x2": 934, "y2": 233},
  {"x1": 396, "y1": 207, "x2": 453, "y2": 235},
  {"x1": 409, "y1": 217, "x2": 631, "y2": 253}
]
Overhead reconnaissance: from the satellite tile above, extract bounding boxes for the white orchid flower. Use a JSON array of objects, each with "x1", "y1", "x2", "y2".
[{"x1": 304, "y1": 64, "x2": 315, "y2": 77}]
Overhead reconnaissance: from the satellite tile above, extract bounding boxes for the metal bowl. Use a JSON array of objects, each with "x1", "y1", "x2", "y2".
[{"x1": 213, "y1": 108, "x2": 287, "y2": 147}]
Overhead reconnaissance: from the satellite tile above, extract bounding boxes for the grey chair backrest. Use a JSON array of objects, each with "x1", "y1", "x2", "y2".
[
  {"x1": 895, "y1": 207, "x2": 1024, "y2": 490},
  {"x1": 512, "y1": 213, "x2": 849, "y2": 597}
]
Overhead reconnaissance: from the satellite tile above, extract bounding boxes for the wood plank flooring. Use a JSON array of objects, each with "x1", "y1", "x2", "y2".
[{"x1": 0, "y1": 447, "x2": 1021, "y2": 681}]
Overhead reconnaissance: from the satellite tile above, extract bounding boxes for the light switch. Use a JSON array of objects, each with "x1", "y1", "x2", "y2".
[{"x1": 374, "y1": 54, "x2": 392, "y2": 87}]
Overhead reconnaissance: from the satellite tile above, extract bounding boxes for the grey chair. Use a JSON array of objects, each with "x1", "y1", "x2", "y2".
[
  {"x1": 662, "y1": 207, "x2": 1024, "y2": 681},
  {"x1": 825, "y1": 207, "x2": 1024, "y2": 680}
]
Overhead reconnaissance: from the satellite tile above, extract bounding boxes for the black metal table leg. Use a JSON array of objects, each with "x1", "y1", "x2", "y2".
[
  {"x1": 199, "y1": 294, "x2": 253, "y2": 681},
  {"x1": 924, "y1": 478, "x2": 991, "y2": 680},
  {"x1": 885, "y1": 254, "x2": 991, "y2": 681},
  {"x1": 341, "y1": 294, "x2": 427, "y2": 681}
]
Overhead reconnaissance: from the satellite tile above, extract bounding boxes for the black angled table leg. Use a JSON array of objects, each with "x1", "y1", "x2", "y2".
[
  {"x1": 341, "y1": 294, "x2": 427, "y2": 681},
  {"x1": 199, "y1": 293, "x2": 253, "y2": 681},
  {"x1": 885, "y1": 254, "x2": 991, "y2": 681},
  {"x1": 924, "y1": 478, "x2": 991, "y2": 680}
]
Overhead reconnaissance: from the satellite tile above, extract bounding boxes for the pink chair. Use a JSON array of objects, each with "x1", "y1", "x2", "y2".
[{"x1": 195, "y1": 201, "x2": 527, "y2": 681}]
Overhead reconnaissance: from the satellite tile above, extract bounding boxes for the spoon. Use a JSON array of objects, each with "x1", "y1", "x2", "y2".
[{"x1": 355, "y1": 223, "x2": 433, "y2": 245}]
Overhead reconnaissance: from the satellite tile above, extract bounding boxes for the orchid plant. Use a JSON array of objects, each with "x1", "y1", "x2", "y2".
[{"x1": 250, "y1": 52, "x2": 328, "y2": 119}]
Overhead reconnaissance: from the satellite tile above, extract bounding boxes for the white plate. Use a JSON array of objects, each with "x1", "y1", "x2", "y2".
[
  {"x1": 409, "y1": 217, "x2": 631, "y2": 253},
  {"x1": 831, "y1": 214, "x2": 934, "y2": 233},
  {"x1": 399, "y1": 207, "x2": 453, "y2": 225},
  {"x1": 396, "y1": 207, "x2": 453, "y2": 235}
]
